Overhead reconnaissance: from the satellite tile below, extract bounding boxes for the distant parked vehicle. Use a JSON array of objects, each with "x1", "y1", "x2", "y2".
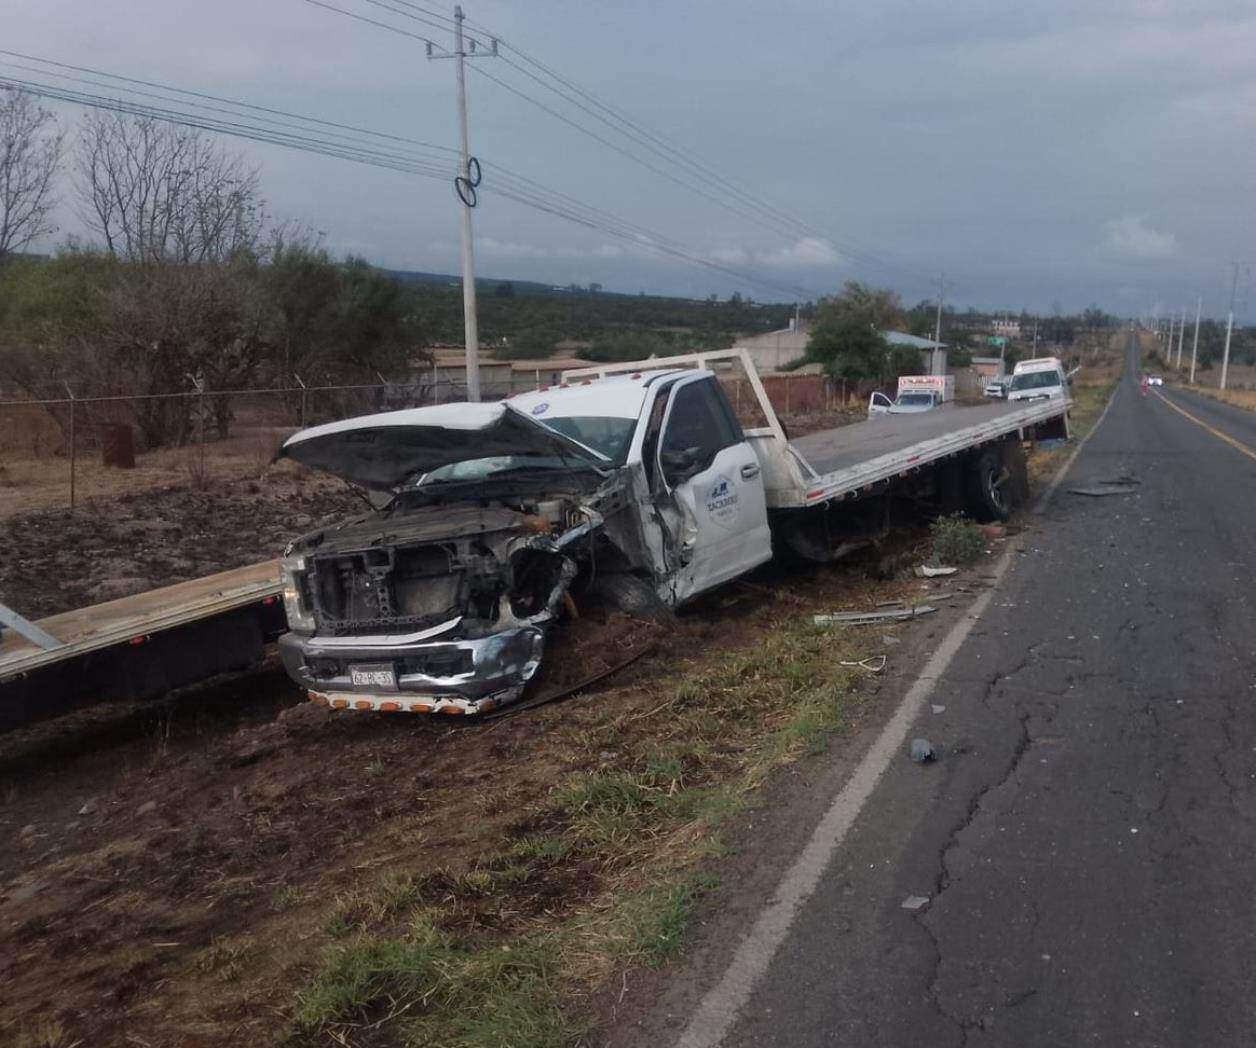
[
  {"x1": 984, "y1": 379, "x2": 1009, "y2": 398},
  {"x1": 1147, "y1": 375, "x2": 1164, "y2": 386},
  {"x1": 868, "y1": 375, "x2": 955, "y2": 417},
  {"x1": 1007, "y1": 357, "x2": 1068, "y2": 403}
]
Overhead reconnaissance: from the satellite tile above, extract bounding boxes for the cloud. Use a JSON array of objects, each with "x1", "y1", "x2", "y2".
[
  {"x1": 709, "y1": 237, "x2": 840, "y2": 269},
  {"x1": 1101, "y1": 216, "x2": 1177, "y2": 260},
  {"x1": 761, "y1": 237, "x2": 841, "y2": 268}
]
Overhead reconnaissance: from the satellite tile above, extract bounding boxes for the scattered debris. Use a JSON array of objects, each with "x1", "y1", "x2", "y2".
[
  {"x1": 914, "y1": 564, "x2": 957, "y2": 578},
  {"x1": 875, "y1": 599, "x2": 907, "y2": 608},
  {"x1": 136, "y1": 800, "x2": 158, "y2": 816},
  {"x1": 814, "y1": 606, "x2": 937, "y2": 626},
  {"x1": 1068, "y1": 485, "x2": 1139, "y2": 497},
  {"x1": 1101, "y1": 474, "x2": 1140, "y2": 486},
  {"x1": 881, "y1": 635, "x2": 901, "y2": 646},
  {"x1": 909, "y1": 738, "x2": 936, "y2": 763},
  {"x1": 931, "y1": 704, "x2": 946, "y2": 714},
  {"x1": 77, "y1": 799, "x2": 98, "y2": 816},
  {"x1": 839, "y1": 655, "x2": 887, "y2": 673},
  {"x1": 901, "y1": 894, "x2": 930, "y2": 911}
]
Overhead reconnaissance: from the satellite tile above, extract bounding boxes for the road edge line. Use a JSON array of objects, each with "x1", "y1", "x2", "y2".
[
  {"x1": 672, "y1": 382, "x2": 1120, "y2": 1048},
  {"x1": 1152, "y1": 388, "x2": 1256, "y2": 464}
]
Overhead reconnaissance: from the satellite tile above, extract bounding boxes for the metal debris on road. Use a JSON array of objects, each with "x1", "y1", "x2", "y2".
[
  {"x1": 901, "y1": 895, "x2": 930, "y2": 911},
  {"x1": 814, "y1": 606, "x2": 937, "y2": 626},
  {"x1": 909, "y1": 738, "x2": 936, "y2": 763},
  {"x1": 915, "y1": 565, "x2": 958, "y2": 578},
  {"x1": 840, "y1": 655, "x2": 887, "y2": 673},
  {"x1": 1068, "y1": 485, "x2": 1139, "y2": 497}
]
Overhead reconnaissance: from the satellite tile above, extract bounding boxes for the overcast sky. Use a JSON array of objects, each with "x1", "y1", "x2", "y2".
[{"x1": 7, "y1": 0, "x2": 1255, "y2": 318}]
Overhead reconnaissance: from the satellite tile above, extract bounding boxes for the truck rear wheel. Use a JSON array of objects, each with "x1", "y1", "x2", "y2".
[{"x1": 966, "y1": 447, "x2": 1013, "y2": 522}]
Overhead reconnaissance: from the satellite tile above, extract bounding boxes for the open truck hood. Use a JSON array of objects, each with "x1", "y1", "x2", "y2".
[{"x1": 277, "y1": 401, "x2": 608, "y2": 491}]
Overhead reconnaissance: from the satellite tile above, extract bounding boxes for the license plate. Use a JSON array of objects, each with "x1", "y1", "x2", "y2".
[{"x1": 349, "y1": 663, "x2": 398, "y2": 690}]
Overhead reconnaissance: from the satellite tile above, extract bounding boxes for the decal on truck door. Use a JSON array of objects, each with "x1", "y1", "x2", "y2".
[{"x1": 705, "y1": 474, "x2": 740, "y2": 528}]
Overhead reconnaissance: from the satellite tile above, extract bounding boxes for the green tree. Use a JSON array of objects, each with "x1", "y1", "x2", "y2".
[{"x1": 804, "y1": 281, "x2": 909, "y2": 381}]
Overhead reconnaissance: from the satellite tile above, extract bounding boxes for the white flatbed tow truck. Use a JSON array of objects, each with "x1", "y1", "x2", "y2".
[{"x1": 2, "y1": 349, "x2": 1070, "y2": 726}]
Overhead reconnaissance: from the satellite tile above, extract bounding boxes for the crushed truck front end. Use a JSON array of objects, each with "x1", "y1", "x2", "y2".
[{"x1": 273, "y1": 393, "x2": 654, "y2": 715}]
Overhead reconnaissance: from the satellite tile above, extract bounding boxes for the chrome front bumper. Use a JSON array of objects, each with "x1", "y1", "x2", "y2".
[{"x1": 277, "y1": 626, "x2": 545, "y2": 715}]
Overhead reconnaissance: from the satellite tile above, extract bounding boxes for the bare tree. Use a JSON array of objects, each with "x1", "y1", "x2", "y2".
[
  {"x1": 75, "y1": 112, "x2": 263, "y2": 263},
  {"x1": 0, "y1": 88, "x2": 63, "y2": 262}
]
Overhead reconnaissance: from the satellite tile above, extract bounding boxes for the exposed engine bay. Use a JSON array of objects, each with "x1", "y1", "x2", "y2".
[{"x1": 277, "y1": 468, "x2": 647, "y2": 715}]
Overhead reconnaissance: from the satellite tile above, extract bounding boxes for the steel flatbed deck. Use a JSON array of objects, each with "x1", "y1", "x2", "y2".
[
  {"x1": 784, "y1": 396, "x2": 1070, "y2": 506},
  {"x1": 1, "y1": 561, "x2": 284, "y2": 729}
]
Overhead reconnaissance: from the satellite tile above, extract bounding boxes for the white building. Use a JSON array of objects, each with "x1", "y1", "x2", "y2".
[
  {"x1": 732, "y1": 320, "x2": 810, "y2": 372},
  {"x1": 993, "y1": 317, "x2": 1022, "y2": 339}
]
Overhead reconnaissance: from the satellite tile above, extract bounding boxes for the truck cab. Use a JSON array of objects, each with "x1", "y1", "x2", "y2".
[{"x1": 1007, "y1": 357, "x2": 1067, "y2": 403}]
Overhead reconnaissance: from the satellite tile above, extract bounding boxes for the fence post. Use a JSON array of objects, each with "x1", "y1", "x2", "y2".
[
  {"x1": 64, "y1": 380, "x2": 76, "y2": 512},
  {"x1": 785, "y1": 375, "x2": 791, "y2": 413},
  {"x1": 294, "y1": 373, "x2": 307, "y2": 426}
]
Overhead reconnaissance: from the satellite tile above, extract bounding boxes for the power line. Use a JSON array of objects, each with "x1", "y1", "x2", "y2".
[
  {"x1": 0, "y1": 47, "x2": 457, "y2": 156},
  {"x1": 340, "y1": 0, "x2": 943, "y2": 286},
  {"x1": 4, "y1": 68, "x2": 816, "y2": 298}
]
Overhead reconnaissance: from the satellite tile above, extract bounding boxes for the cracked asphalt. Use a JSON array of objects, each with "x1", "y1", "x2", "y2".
[{"x1": 719, "y1": 334, "x2": 1256, "y2": 1047}]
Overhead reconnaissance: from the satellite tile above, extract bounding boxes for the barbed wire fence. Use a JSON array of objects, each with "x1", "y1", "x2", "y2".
[{"x1": 0, "y1": 369, "x2": 862, "y2": 513}]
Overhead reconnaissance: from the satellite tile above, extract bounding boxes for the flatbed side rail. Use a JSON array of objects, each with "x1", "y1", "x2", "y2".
[
  {"x1": 562, "y1": 348, "x2": 789, "y2": 445},
  {"x1": 0, "y1": 569, "x2": 282, "y2": 681},
  {"x1": 795, "y1": 398, "x2": 1071, "y2": 507}
]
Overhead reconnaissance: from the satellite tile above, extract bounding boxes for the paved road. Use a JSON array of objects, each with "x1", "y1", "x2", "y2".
[{"x1": 716, "y1": 334, "x2": 1256, "y2": 1047}]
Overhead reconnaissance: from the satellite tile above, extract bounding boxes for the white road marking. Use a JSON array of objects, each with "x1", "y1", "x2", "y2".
[{"x1": 672, "y1": 383, "x2": 1119, "y2": 1048}]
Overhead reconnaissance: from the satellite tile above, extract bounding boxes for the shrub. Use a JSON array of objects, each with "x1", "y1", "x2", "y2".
[{"x1": 929, "y1": 513, "x2": 985, "y2": 565}]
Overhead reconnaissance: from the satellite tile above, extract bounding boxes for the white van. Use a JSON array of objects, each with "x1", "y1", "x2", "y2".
[{"x1": 1007, "y1": 357, "x2": 1067, "y2": 403}]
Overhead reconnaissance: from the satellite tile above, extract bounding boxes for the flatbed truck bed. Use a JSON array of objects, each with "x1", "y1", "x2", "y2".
[{"x1": 1, "y1": 561, "x2": 284, "y2": 730}]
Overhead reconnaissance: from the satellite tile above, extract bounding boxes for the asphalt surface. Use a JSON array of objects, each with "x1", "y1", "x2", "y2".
[{"x1": 716, "y1": 334, "x2": 1256, "y2": 1047}]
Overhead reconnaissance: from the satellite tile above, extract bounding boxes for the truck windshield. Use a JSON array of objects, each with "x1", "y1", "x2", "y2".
[
  {"x1": 417, "y1": 455, "x2": 593, "y2": 486},
  {"x1": 896, "y1": 393, "x2": 935, "y2": 406},
  {"x1": 536, "y1": 416, "x2": 636, "y2": 464},
  {"x1": 1011, "y1": 370, "x2": 1061, "y2": 391}
]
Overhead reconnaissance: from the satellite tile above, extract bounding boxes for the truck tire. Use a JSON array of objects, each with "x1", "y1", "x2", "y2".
[
  {"x1": 591, "y1": 573, "x2": 673, "y2": 623},
  {"x1": 966, "y1": 446, "x2": 1013, "y2": 522}
]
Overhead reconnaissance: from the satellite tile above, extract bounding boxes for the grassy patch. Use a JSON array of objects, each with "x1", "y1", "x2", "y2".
[
  {"x1": 294, "y1": 919, "x2": 580, "y2": 1047},
  {"x1": 292, "y1": 615, "x2": 871, "y2": 1044},
  {"x1": 928, "y1": 514, "x2": 985, "y2": 565}
]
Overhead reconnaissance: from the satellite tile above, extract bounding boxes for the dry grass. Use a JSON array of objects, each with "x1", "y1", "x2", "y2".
[
  {"x1": 1182, "y1": 385, "x2": 1256, "y2": 412},
  {"x1": 288, "y1": 614, "x2": 873, "y2": 1046}
]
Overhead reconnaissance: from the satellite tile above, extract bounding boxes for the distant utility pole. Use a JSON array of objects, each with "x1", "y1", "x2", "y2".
[
  {"x1": 428, "y1": 6, "x2": 498, "y2": 401},
  {"x1": 932, "y1": 272, "x2": 944, "y2": 376},
  {"x1": 1032, "y1": 319, "x2": 1039, "y2": 359},
  {"x1": 1220, "y1": 262, "x2": 1244, "y2": 391},
  {"x1": 1189, "y1": 294, "x2": 1201, "y2": 384},
  {"x1": 1176, "y1": 306, "x2": 1185, "y2": 368}
]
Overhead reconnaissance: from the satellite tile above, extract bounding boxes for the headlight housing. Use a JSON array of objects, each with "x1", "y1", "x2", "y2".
[{"x1": 280, "y1": 556, "x2": 316, "y2": 633}]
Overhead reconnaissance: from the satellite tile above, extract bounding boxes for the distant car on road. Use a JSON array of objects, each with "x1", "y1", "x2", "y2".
[
  {"x1": 1147, "y1": 375, "x2": 1164, "y2": 386},
  {"x1": 984, "y1": 379, "x2": 1009, "y2": 398}
]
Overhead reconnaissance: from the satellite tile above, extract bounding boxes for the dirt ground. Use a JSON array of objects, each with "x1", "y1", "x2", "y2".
[
  {"x1": 0, "y1": 541, "x2": 955, "y2": 1047},
  {"x1": 0, "y1": 466, "x2": 356, "y2": 620}
]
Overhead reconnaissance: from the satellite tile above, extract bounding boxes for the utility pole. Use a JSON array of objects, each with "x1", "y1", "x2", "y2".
[
  {"x1": 1176, "y1": 306, "x2": 1185, "y2": 368},
  {"x1": 428, "y1": 6, "x2": 498, "y2": 402},
  {"x1": 1032, "y1": 319, "x2": 1039, "y2": 359},
  {"x1": 932, "y1": 272, "x2": 944, "y2": 376},
  {"x1": 1189, "y1": 294, "x2": 1201, "y2": 384},
  {"x1": 1220, "y1": 262, "x2": 1243, "y2": 391}
]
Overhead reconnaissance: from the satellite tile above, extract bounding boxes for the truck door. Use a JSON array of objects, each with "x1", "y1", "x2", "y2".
[{"x1": 654, "y1": 375, "x2": 772, "y2": 603}]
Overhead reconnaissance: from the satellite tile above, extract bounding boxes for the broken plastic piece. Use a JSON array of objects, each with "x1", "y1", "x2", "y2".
[
  {"x1": 839, "y1": 655, "x2": 887, "y2": 673},
  {"x1": 914, "y1": 565, "x2": 958, "y2": 578},
  {"x1": 909, "y1": 737, "x2": 935, "y2": 763},
  {"x1": 901, "y1": 895, "x2": 930, "y2": 911}
]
